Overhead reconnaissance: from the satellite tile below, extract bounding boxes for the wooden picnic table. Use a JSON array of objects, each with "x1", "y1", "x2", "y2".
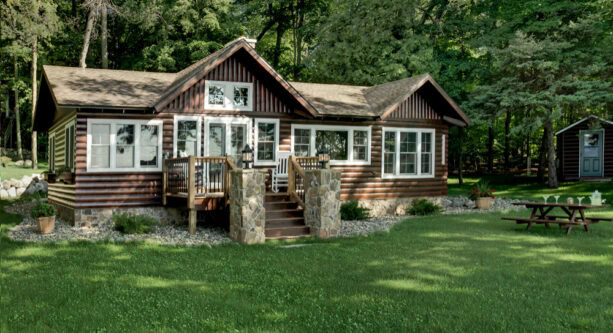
[{"x1": 501, "y1": 202, "x2": 611, "y2": 235}]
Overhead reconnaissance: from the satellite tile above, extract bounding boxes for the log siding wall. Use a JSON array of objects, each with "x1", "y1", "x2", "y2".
[
  {"x1": 48, "y1": 111, "x2": 76, "y2": 171},
  {"x1": 557, "y1": 121, "x2": 613, "y2": 180}
]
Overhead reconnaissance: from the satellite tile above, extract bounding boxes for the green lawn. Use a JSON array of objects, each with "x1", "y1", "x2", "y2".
[
  {"x1": 0, "y1": 161, "x2": 49, "y2": 180},
  {"x1": 1, "y1": 196, "x2": 613, "y2": 331},
  {"x1": 449, "y1": 175, "x2": 613, "y2": 202}
]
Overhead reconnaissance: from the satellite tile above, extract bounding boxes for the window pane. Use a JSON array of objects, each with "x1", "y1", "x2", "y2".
[
  {"x1": 257, "y1": 142, "x2": 274, "y2": 161},
  {"x1": 421, "y1": 153, "x2": 431, "y2": 174},
  {"x1": 140, "y1": 125, "x2": 159, "y2": 167},
  {"x1": 91, "y1": 146, "x2": 110, "y2": 168},
  {"x1": 209, "y1": 124, "x2": 225, "y2": 156},
  {"x1": 140, "y1": 146, "x2": 158, "y2": 167},
  {"x1": 400, "y1": 132, "x2": 417, "y2": 153},
  {"x1": 116, "y1": 125, "x2": 134, "y2": 168},
  {"x1": 257, "y1": 122, "x2": 276, "y2": 161},
  {"x1": 421, "y1": 132, "x2": 432, "y2": 153},
  {"x1": 353, "y1": 130, "x2": 368, "y2": 161},
  {"x1": 231, "y1": 125, "x2": 245, "y2": 163},
  {"x1": 400, "y1": 153, "x2": 416, "y2": 174},
  {"x1": 316, "y1": 130, "x2": 348, "y2": 160},
  {"x1": 233, "y1": 87, "x2": 249, "y2": 106},
  {"x1": 384, "y1": 132, "x2": 396, "y2": 174},
  {"x1": 177, "y1": 120, "x2": 198, "y2": 157},
  {"x1": 92, "y1": 124, "x2": 110, "y2": 144},
  {"x1": 208, "y1": 85, "x2": 224, "y2": 105},
  {"x1": 258, "y1": 123, "x2": 275, "y2": 141},
  {"x1": 294, "y1": 128, "x2": 311, "y2": 157},
  {"x1": 353, "y1": 146, "x2": 367, "y2": 161},
  {"x1": 421, "y1": 132, "x2": 432, "y2": 175}
]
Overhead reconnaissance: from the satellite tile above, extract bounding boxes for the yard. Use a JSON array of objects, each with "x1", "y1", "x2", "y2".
[
  {"x1": 1, "y1": 181, "x2": 613, "y2": 331},
  {"x1": 0, "y1": 161, "x2": 48, "y2": 180}
]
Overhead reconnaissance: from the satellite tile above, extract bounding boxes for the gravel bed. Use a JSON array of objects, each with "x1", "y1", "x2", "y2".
[{"x1": 5, "y1": 200, "x2": 231, "y2": 246}]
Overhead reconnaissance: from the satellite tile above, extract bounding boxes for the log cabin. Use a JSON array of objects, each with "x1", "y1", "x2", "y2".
[
  {"x1": 34, "y1": 37, "x2": 469, "y2": 234},
  {"x1": 556, "y1": 115, "x2": 613, "y2": 180}
]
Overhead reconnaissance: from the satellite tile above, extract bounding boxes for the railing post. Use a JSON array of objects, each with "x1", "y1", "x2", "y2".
[
  {"x1": 225, "y1": 156, "x2": 232, "y2": 203},
  {"x1": 162, "y1": 158, "x2": 167, "y2": 206},
  {"x1": 187, "y1": 156, "x2": 196, "y2": 234},
  {"x1": 288, "y1": 156, "x2": 295, "y2": 194}
]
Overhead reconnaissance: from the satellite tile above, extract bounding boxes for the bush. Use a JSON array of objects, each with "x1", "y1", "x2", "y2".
[
  {"x1": 340, "y1": 200, "x2": 370, "y2": 220},
  {"x1": 407, "y1": 199, "x2": 441, "y2": 216},
  {"x1": 31, "y1": 201, "x2": 57, "y2": 218},
  {"x1": 468, "y1": 180, "x2": 495, "y2": 200},
  {"x1": 113, "y1": 214, "x2": 159, "y2": 234}
]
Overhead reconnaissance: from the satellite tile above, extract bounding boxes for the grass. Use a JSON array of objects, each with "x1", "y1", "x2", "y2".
[
  {"x1": 449, "y1": 175, "x2": 613, "y2": 202},
  {"x1": 1, "y1": 195, "x2": 613, "y2": 331},
  {"x1": 0, "y1": 160, "x2": 49, "y2": 180}
]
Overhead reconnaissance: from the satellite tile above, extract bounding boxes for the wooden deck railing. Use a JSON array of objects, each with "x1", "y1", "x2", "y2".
[{"x1": 288, "y1": 156, "x2": 319, "y2": 208}]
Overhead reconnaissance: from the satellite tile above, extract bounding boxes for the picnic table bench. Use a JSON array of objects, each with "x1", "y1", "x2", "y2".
[{"x1": 501, "y1": 202, "x2": 612, "y2": 235}]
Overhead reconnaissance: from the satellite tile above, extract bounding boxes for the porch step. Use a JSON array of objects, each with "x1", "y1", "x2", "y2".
[{"x1": 265, "y1": 193, "x2": 310, "y2": 240}]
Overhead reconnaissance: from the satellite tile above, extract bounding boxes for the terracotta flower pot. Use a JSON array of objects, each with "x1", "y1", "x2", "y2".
[
  {"x1": 475, "y1": 197, "x2": 493, "y2": 210},
  {"x1": 60, "y1": 172, "x2": 74, "y2": 184},
  {"x1": 36, "y1": 216, "x2": 56, "y2": 234}
]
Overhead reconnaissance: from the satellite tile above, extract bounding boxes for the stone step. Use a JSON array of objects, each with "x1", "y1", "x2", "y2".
[
  {"x1": 264, "y1": 201, "x2": 299, "y2": 210},
  {"x1": 265, "y1": 225, "x2": 310, "y2": 238},
  {"x1": 265, "y1": 209, "x2": 303, "y2": 219}
]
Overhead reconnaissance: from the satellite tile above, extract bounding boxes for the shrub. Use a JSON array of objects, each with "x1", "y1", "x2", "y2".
[
  {"x1": 113, "y1": 214, "x2": 159, "y2": 234},
  {"x1": 1, "y1": 156, "x2": 12, "y2": 165},
  {"x1": 468, "y1": 180, "x2": 495, "y2": 200},
  {"x1": 340, "y1": 200, "x2": 370, "y2": 220},
  {"x1": 31, "y1": 201, "x2": 57, "y2": 218},
  {"x1": 407, "y1": 199, "x2": 441, "y2": 216}
]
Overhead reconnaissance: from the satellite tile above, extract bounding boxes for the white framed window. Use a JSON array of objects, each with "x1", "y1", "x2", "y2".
[
  {"x1": 64, "y1": 121, "x2": 75, "y2": 171},
  {"x1": 173, "y1": 115, "x2": 202, "y2": 157},
  {"x1": 204, "y1": 80, "x2": 253, "y2": 111},
  {"x1": 86, "y1": 119, "x2": 163, "y2": 172},
  {"x1": 254, "y1": 118, "x2": 280, "y2": 166},
  {"x1": 49, "y1": 133, "x2": 55, "y2": 171},
  {"x1": 382, "y1": 127, "x2": 435, "y2": 179},
  {"x1": 290, "y1": 124, "x2": 372, "y2": 165},
  {"x1": 442, "y1": 134, "x2": 445, "y2": 165},
  {"x1": 203, "y1": 117, "x2": 252, "y2": 164}
]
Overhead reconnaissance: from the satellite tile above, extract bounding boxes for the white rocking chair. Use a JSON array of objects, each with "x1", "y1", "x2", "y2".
[{"x1": 271, "y1": 151, "x2": 291, "y2": 193}]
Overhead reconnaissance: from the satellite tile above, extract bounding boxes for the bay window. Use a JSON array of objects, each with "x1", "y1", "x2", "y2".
[
  {"x1": 291, "y1": 124, "x2": 371, "y2": 165},
  {"x1": 382, "y1": 127, "x2": 435, "y2": 178},
  {"x1": 173, "y1": 116, "x2": 202, "y2": 157},
  {"x1": 87, "y1": 119, "x2": 163, "y2": 172},
  {"x1": 204, "y1": 80, "x2": 253, "y2": 111}
]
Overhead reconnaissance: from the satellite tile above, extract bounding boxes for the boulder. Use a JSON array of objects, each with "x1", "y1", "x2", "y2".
[
  {"x1": 1, "y1": 180, "x2": 10, "y2": 190},
  {"x1": 24, "y1": 178, "x2": 48, "y2": 195},
  {"x1": 0, "y1": 189, "x2": 8, "y2": 200},
  {"x1": 14, "y1": 160, "x2": 24, "y2": 166},
  {"x1": 9, "y1": 179, "x2": 23, "y2": 188},
  {"x1": 21, "y1": 175, "x2": 32, "y2": 187},
  {"x1": 24, "y1": 160, "x2": 33, "y2": 167},
  {"x1": 7, "y1": 187, "x2": 16, "y2": 198},
  {"x1": 16, "y1": 187, "x2": 26, "y2": 197},
  {"x1": 395, "y1": 204, "x2": 409, "y2": 216}
]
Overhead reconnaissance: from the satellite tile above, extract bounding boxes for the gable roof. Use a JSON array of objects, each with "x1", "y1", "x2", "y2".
[
  {"x1": 41, "y1": 65, "x2": 176, "y2": 109},
  {"x1": 555, "y1": 115, "x2": 613, "y2": 135},
  {"x1": 290, "y1": 74, "x2": 469, "y2": 125}
]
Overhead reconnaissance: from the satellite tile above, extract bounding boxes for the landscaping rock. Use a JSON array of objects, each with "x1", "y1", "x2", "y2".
[
  {"x1": 24, "y1": 178, "x2": 48, "y2": 195},
  {"x1": 1, "y1": 180, "x2": 10, "y2": 190},
  {"x1": 8, "y1": 179, "x2": 23, "y2": 188},
  {"x1": 16, "y1": 188, "x2": 26, "y2": 197},
  {"x1": 7, "y1": 187, "x2": 16, "y2": 198},
  {"x1": 21, "y1": 175, "x2": 32, "y2": 187},
  {"x1": 24, "y1": 160, "x2": 33, "y2": 167},
  {"x1": 14, "y1": 160, "x2": 24, "y2": 166},
  {"x1": 0, "y1": 189, "x2": 8, "y2": 200}
]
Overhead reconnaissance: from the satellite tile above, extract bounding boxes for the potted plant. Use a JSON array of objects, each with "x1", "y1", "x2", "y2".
[
  {"x1": 31, "y1": 201, "x2": 57, "y2": 234},
  {"x1": 468, "y1": 180, "x2": 495, "y2": 210},
  {"x1": 56, "y1": 167, "x2": 74, "y2": 184}
]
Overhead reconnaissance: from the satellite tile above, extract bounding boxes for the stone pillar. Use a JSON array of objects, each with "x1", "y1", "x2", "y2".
[
  {"x1": 304, "y1": 169, "x2": 342, "y2": 238},
  {"x1": 229, "y1": 169, "x2": 266, "y2": 244}
]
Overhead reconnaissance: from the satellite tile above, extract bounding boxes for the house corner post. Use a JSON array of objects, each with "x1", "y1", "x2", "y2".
[
  {"x1": 229, "y1": 169, "x2": 266, "y2": 244},
  {"x1": 304, "y1": 169, "x2": 342, "y2": 239}
]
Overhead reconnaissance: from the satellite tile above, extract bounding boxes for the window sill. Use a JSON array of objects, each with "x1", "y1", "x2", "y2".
[
  {"x1": 381, "y1": 174, "x2": 435, "y2": 179},
  {"x1": 86, "y1": 167, "x2": 162, "y2": 173}
]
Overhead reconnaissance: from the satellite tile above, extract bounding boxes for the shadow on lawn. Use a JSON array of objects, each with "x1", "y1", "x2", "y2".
[{"x1": 2, "y1": 208, "x2": 613, "y2": 331}]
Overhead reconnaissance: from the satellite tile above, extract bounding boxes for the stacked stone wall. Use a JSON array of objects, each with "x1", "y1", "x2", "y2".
[
  {"x1": 304, "y1": 169, "x2": 342, "y2": 238},
  {"x1": 229, "y1": 169, "x2": 266, "y2": 244}
]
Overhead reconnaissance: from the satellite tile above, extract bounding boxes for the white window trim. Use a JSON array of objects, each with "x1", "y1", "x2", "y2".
[
  {"x1": 381, "y1": 127, "x2": 436, "y2": 179},
  {"x1": 173, "y1": 115, "x2": 202, "y2": 157},
  {"x1": 203, "y1": 117, "x2": 253, "y2": 158},
  {"x1": 49, "y1": 132, "x2": 55, "y2": 171},
  {"x1": 204, "y1": 80, "x2": 254, "y2": 111},
  {"x1": 86, "y1": 118, "x2": 164, "y2": 172},
  {"x1": 442, "y1": 134, "x2": 446, "y2": 165},
  {"x1": 64, "y1": 121, "x2": 75, "y2": 171},
  {"x1": 290, "y1": 124, "x2": 372, "y2": 166},
  {"x1": 254, "y1": 118, "x2": 280, "y2": 166}
]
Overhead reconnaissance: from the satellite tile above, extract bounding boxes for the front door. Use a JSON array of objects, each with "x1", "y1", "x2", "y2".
[{"x1": 581, "y1": 130, "x2": 603, "y2": 177}]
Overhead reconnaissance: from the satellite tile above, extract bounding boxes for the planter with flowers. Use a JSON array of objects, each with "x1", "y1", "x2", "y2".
[
  {"x1": 468, "y1": 181, "x2": 495, "y2": 210},
  {"x1": 31, "y1": 201, "x2": 57, "y2": 234}
]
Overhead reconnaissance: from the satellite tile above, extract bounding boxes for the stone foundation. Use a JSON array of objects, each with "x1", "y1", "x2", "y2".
[
  {"x1": 304, "y1": 169, "x2": 342, "y2": 238},
  {"x1": 229, "y1": 169, "x2": 266, "y2": 244},
  {"x1": 53, "y1": 206, "x2": 183, "y2": 228},
  {"x1": 353, "y1": 197, "x2": 444, "y2": 217}
]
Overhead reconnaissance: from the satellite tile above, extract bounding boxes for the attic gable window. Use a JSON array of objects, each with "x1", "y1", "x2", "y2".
[{"x1": 204, "y1": 80, "x2": 253, "y2": 111}]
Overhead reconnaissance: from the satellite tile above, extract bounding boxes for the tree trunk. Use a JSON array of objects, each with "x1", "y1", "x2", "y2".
[
  {"x1": 537, "y1": 129, "x2": 547, "y2": 182},
  {"x1": 72, "y1": 0, "x2": 78, "y2": 17},
  {"x1": 101, "y1": 5, "x2": 108, "y2": 68},
  {"x1": 293, "y1": 0, "x2": 304, "y2": 80},
  {"x1": 526, "y1": 133, "x2": 531, "y2": 175},
  {"x1": 458, "y1": 127, "x2": 464, "y2": 185},
  {"x1": 504, "y1": 109, "x2": 511, "y2": 172},
  {"x1": 544, "y1": 118, "x2": 558, "y2": 188},
  {"x1": 487, "y1": 116, "x2": 494, "y2": 174},
  {"x1": 80, "y1": 8, "x2": 96, "y2": 68},
  {"x1": 272, "y1": 23, "x2": 285, "y2": 69},
  {"x1": 14, "y1": 56, "x2": 23, "y2": 160},
  {"x1": 31, "y1": 36, "x2": 38, "y2": 169}
]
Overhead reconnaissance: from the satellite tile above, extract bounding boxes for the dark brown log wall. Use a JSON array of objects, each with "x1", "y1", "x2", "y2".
[{"x1": 557, "y1": 121, "x2": 613, "y2": 180}]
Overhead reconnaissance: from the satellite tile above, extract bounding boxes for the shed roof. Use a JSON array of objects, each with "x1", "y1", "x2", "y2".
[{"x1": 555, "y1": 115, "x2": 613, "y2": 135}]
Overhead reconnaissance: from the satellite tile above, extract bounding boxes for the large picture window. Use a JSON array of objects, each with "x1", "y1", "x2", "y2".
[
  {"x1": 254, "y1": 118, "x2": 279, "y2": 165},
  {"x1": 204, "y1": 80, "x2": 253, "y2": 111},
  {"x1": 173, "y1": 116, "x2": 202, "y2": 157},
  {"x1": 382, "y1": 127, "x2": 435, "y2": 178},
  {"x1": 290, "y1": 124, "x2": 371, "y2": 165},
  {"x1": 87, "y1": 119, "x2": 163, "y2": 172}
]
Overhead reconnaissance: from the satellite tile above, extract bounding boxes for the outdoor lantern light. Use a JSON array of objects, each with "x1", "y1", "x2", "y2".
[
  {"x1": 317, "y1": 144, "x2": 330, "y2": 169},
  {"x1": 242, "y1": 144, "x2": 254, "y2": 169}
]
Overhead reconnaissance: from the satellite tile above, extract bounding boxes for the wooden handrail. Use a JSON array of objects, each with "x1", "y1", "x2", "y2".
[
  {"x1": 288, "y1": 156, "x2": 306, "y2": 208},
  {"x1": 226, "y1": 156, "x2": 239, "y2": 170}
]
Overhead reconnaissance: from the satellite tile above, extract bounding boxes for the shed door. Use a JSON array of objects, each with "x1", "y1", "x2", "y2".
[{"x1": 581, "y1": 130, "x2": 603, "y2": 177}]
